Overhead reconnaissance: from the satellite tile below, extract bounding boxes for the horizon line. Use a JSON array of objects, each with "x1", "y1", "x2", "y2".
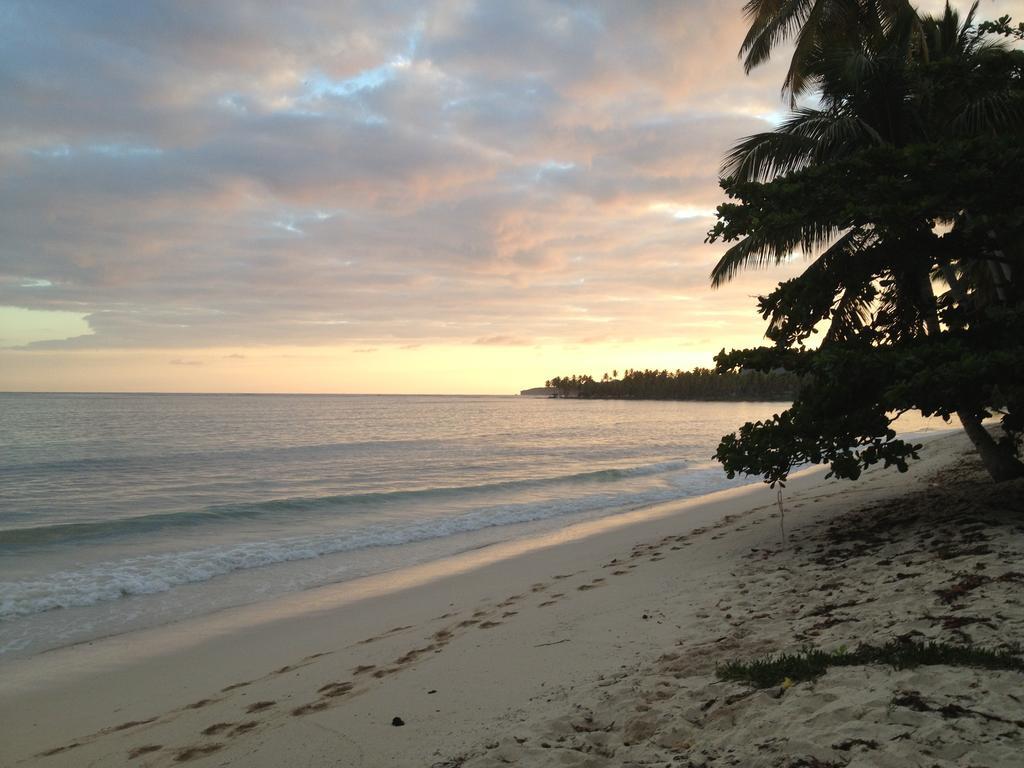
[{"x1": 0, "y1": 390, "x2": 526, "y2": 397}]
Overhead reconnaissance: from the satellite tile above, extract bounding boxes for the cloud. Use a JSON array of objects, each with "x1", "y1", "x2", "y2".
[
  {"x1": 169, "y1": 358, "x2": 204, "y2": 366},
  {"x1": 474, "y1": 335, "x2": 532, "y2": 346},
  {"x1": 4, "y1": 1, "x2": 1015, "y2": 357}
]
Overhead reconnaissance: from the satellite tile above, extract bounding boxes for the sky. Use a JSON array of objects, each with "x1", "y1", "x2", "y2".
[{"x1": 0, "y1": 1, "x2": 1015, "y2": 394}]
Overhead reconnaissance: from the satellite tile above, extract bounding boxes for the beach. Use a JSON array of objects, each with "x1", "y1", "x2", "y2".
[
  {"x1": 3, "y1": 429, "x2": 1021, "y2": 766},
  {"x1": 6, "y1": 1, "x2": 1024, "y2": 765}
]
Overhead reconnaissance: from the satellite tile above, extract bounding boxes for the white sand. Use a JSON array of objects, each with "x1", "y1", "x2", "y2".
[{"x1": 2, "y1": 430, "x2": 1021, "y2": 767}]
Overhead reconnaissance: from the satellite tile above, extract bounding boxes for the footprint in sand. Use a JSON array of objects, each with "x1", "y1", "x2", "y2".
[
  {"x1": 538, "y1": 600, "x2": 559, "y2": 607},
  {"x1": 127, "y1": 745, "x2": 162, "y2": 759},
  {"x1": 479, "y1": 620, "x2": 502, "y2": 628},
  {"x1": 530, "y1": 582, "x2": 548, "y2": 592},
  {"x1": 230, "y1": 721, "x2": 259, "y2": 736},
  {"x1": 110, "y1": 717, "x2": 157, "y2": 732},
  {"x1": 359, "y1": 625, "x2": 415, "y2": 645},
  {"x1": 38, "y1": 743, "x2": 80, "y2": 758},
  {"x1": 200, "y1": 723, "x2": 234, "y2": 736},
  {"x1": 174, "y1": 743, "x2": 224, "y2": 761},
  {"x1": 246, "y1": 701, "x2": 276, "y2": 713},
  {"x1": 318, "y1": 681, "x2": 354, "y2": 697},
  {"x1": 352, "y1": 664, "x2": 376, "y2": 675},
  {"x1": 390, "y1": 647, "x2": 433, "y2": 667},
  {"x1": 291, "y1": 700, "x2": 329, "y2": 716}
]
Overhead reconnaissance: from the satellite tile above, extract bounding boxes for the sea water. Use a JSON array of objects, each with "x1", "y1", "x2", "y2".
[{"x1": 0, "y1": 393, "x2": 948, "y2": 658}]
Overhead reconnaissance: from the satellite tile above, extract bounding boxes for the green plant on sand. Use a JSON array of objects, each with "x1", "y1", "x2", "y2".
[{"x1": 717, "y1": 639, "x2": 1024, "y2": 689}]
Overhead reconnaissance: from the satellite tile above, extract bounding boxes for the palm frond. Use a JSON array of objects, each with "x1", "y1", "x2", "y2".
[
  {"x1": 784, "y1": 0, "x2": 831, "y2": 98},
  {"x1": 752, "y1": 228, "x2": 882, "y2": 344},
  {"x1": 723, "y1": 108, "x2": 885, "y2": 181},
  {"x1": 722, "y1": 130, "x2": 818, "y2": 182},
  {"x1": 711, "y1": 222, "x2": 844, "y2": 287},
  {"x1": 951, "y1": 92, "x2": 1024, "y2": 136},
  {"x1": 824, "y1": 281, "x2": 878, "y2": 343},
  {"x1": 958, "y1": 1, "x2": 980, "y2": 54},
  {"x1": 741, "y1": 0, "x2": 814, "y2": 74},
  {"x1": 814, "y1": 114, "x2": 886, "y2": 154}
]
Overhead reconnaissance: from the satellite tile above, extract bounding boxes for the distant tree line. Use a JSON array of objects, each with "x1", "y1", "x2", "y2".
[{"x1": 545, "y1": 368, "x2": 798, "y2": 401}]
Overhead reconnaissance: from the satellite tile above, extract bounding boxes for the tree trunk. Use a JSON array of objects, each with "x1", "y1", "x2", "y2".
[
  {"x1": 937, "y1": 257, "x2": 969, "y2": 307},
  {"x1": 957, "y1": 411, "x2": 1024, "y2": 482},
  {"x1": 917, "y1": 268, "x2": 1023, "y2": 481},
  {"x1": 986, "y1": 259, "x2": 1010, "y2": 304}
]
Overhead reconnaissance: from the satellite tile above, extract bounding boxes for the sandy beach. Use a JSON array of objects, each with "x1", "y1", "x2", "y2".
[{"x1": 2, "y1": 429, "x2": 1022, "y2": 767}]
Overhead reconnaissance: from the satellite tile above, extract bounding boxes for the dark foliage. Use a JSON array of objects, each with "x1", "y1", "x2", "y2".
[
  {"x1": 545, "y1": 368, "x2": 799, "y2": 401},
  {"x1": 708, "y1": 4, "x2": 1024, "y2": 485}
]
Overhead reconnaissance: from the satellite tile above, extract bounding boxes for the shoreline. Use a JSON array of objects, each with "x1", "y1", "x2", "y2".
[
  {"x1": 0, "y1": 422, "x2": 954, "y2": 664},
  {"x1": 4, "y1": 430, "x2": 1018, "y2": 766},
  {"x1": 1, "y1": 458, "x2": 819, "y2": 687},
  {"x1": 1, "y1": 395, "x2": 811, "y2": 663},
  {"x1": 0, "y1": 457, "x2": 762, "y2": 663}
]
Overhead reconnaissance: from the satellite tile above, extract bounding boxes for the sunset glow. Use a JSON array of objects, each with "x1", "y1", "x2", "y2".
[{"x1": 1, "y1": 0, "x2": 1012, "y2": 393}]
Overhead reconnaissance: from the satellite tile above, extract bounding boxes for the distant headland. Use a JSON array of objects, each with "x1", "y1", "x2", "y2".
[{"x1": 518, "y1": 387, "x2": 558, "y2": 397}]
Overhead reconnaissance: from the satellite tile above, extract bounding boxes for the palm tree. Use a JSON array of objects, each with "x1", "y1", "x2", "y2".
[
  {"x1": 716, "y1": 2, "x2": 1020, "y2": 303},
  {"x1": 715, "y1": 2, "x2": 1024, "y2": 480},
  {"x1": 740, "y1": 0, "x2": 918, "y2": 100}
]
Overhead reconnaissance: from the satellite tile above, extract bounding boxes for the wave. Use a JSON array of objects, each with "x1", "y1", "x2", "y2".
[
  {"x1": 0, "y1": 465, "x2": 737, "y2": 620},
  {"x1": 0, "y1": 436, "x2": 449, "y2": 474},
  {"x1": 0, "y1": 460, "x2": 691, "y2": 548}
]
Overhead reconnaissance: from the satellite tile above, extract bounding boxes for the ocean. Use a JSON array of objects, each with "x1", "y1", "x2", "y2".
[{"x1": 0, "y1": 393, "x2": 945, "y2": 659}]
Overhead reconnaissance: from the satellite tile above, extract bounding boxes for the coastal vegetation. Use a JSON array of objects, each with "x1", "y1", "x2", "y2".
[
  {"x1": 545, "y1": 368, "x2": 798, "y2": 401},
  {"x1": 718, "y1": 639, "x2": 1024, "y2": 689},
  {"x1": 708, "y1": 0, "x2": 1024, "y2": 486}
]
